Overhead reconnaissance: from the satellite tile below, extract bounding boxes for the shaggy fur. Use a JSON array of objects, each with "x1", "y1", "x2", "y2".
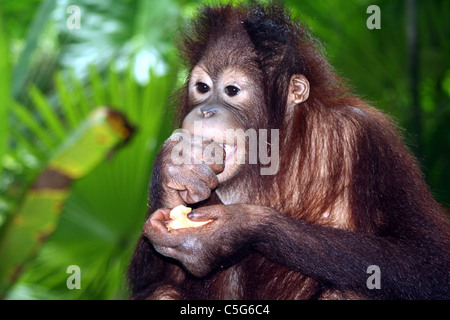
[{"x1": 128, "y1": 2, "x2": 450, "y2": 300}]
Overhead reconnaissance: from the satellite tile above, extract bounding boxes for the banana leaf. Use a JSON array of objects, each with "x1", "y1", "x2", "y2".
[{"x1": 0, "y1": 107, "x2": 133, "y2": 297}]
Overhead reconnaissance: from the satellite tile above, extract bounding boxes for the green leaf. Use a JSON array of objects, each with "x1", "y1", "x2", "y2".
[
  {"x1": 48, "y1": 108, "x2": 132, "y2": 179},
  {"x1": 11, "y1": 102, "x2": 56, "y2": 150},
  {"x1": 11, "y1": 0, "x2": 56, "y2": 98},
  {"x1": 9, "y1": 66, "x2": 172, "y2": 299},
  {"x1": 54, "y1": 73, "x2": 82, "y2": 130},
  {"x1": 88, "y1": 65, "x2": 107, "y2": 108},
  {"x1": 28, "y1": 85, "x2": 67, "y2": 141},
  {"x1": 0, "y1": 107, "x2": 133, "y2": 297},
  {"x1": 67, "y1": 69, "x2": 92, "y2": 116},
  {"x1": 0, "y1": 8, "x2": 10, "y2": 174}
]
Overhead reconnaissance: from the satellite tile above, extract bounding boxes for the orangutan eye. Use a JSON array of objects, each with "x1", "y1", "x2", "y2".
[
  {"x1": 196, "y1": 82, "x2": 210, "y2": 94},
  {"x1": 224, "y1": 85, "x2": 240, "y2": 97}
]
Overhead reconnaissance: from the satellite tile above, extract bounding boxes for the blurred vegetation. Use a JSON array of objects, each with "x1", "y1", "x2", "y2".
[{"x1": 0, "y1": 0, "x2": 448, "y2": 299}]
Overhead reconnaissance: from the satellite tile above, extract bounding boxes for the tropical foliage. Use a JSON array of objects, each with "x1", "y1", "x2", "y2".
[{"x1": 0, "y1": 0, "x2": 448, "y2": 299}]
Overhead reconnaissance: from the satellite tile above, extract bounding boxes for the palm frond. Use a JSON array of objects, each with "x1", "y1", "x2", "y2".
[
  {"x1": 0, "y1": 107, "x2": 133, "y2": 297},
  {"x1": 5, "y1": 65, "x2": 174, "y2": 299}
]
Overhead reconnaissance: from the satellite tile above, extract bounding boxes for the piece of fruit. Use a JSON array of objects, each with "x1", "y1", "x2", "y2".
[{"x1": 167, "y1": 205, "x2": 213, "y2": 231}]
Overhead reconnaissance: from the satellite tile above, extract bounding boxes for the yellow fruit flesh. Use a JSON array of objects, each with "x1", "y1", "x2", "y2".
[{"x1": 167, "y1": 205, "x2": 213, "y2": 231}]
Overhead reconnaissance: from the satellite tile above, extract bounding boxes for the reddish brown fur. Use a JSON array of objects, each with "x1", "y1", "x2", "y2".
[
  {"x1": 175, "y1": 3, "x2": 446, "y2": 232},
  {"x1": 128, "y1": 2, "x2": 450, "y2": 300}
]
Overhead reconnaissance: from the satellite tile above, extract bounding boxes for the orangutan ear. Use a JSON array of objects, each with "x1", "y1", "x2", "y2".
[{"x1": 287, "y1": 74, "x2": 310, "y2": 108}]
